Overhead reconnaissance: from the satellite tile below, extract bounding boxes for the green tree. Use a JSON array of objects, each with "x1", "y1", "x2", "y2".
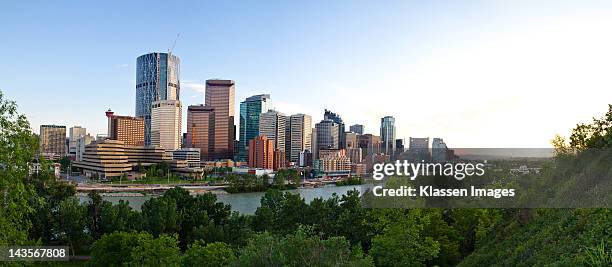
[
  {"x1": 97, "y1": 199, "x2": 143, "y2": 235},
  {"x1": 55, "y1": 197, "x2": 89, "y2": 255},
  {"x1": 370, "y1": 210, "x2": 440, "y2": 267},
  {"x1": 0, "y1": 90, "x2": 39, "y2": 246},
  {"x1": 59, "y1": 155, "x2": 70, "y2": 171},
  {"x1": 129, "y1": 234, "x2": 181, "y2": 267},
  {"x1": 182, "y1": 241, "x2": 236, "y2": 267},
  {"x1": 89, "y1": 231, "x2": 153, "y2": 267},
  {"x1": 233, "y1": 228, "x2": 374, "y2": 267},
  {"x1": 252, "y1": 189, "x2": 308, "y2": 234},
  {"x1": 141, "y1": 196, "x2": 179, "y2": 236}
]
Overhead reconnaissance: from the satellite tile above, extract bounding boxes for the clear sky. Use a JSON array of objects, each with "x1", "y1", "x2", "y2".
[{"x1": 2, "y1": 0, "x2": 612, "y2": 148}]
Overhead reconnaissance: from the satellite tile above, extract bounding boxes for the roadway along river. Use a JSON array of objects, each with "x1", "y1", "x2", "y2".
[{"x1": 78, "y1": 184, "x2": 367, "y2": 215}]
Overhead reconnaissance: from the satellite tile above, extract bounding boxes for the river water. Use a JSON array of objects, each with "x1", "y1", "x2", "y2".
[{"x1": 78, "y1": 184, "x2": 365, "y2": 215}]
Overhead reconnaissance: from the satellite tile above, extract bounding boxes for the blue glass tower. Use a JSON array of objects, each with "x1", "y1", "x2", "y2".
[
  {"x1": 380, "y1": 116, "x2": 396, "y2": 156},
  {"x1": 237, "y1": 94, "x2": 272, "y2": 161},
  {"x1": 136, "y1": 52, "x2": 180, "y2": 146}
]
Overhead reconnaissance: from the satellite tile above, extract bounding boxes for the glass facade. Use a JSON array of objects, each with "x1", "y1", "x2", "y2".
[
  {"x1": 324, "y1": 109, "x2": 346, "y2": 149},
  {"x1": 380, "y1": 116, "x2": 396, "y2": 156},
  {"x1": 238, "y1": 94, "x2": 272, "y2": 161},
  {"x1": 135, "y1": 52, "x2": 180, "y2": 146}
]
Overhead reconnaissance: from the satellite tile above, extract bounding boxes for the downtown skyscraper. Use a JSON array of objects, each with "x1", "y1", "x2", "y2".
[
  {"x1": 205, "y1": 79, "x2": 235, "y2": 160},
  {"x1": 288, "y1": 114, "x2": 312, "y2": 162},
  {"x1": 380, "y1": 116, "x2": 396, "y2": 156},
  {"x1": 40, "y1": 125, "x2": 66, "y2": 160},
  {"x1": 186, "y1": 105, "x2": 214, "y2": 161},
  {"x1": 135, "y1": 52, "x2": 181, "y2": 146},
  {"x1": 314, "y1": 119, "x2": 339, "y2": 159},
  {"x1": 151, "y1": 100, "x2": 182, "y2": 151},
  {"x1": 259, "y1": 110, "x2": 287, "y2": 153},
  {"x1": 324, "y1": 109, "x2": 346, "y2": 149},
  {"x1": 238, "y1": 94, "x2": 272, "y2": 161}
]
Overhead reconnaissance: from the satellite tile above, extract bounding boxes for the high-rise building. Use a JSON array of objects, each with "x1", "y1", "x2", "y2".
[
  {"x1": 409, "y1": 137, "x2": 430, "y2": 161},
  {"x1": 205, "y1": 79, "x2": 235, "y2": 160},
  {"x1": 259, "y1": 110, "x2": 287, "y2": 152},
  {"x1": 315, "y1": 119, "x2": 339, "y2": 159},
  {"x1": 40, "y1": 125, "x2": 66, "y2": 159},
  {"x1": 106, "y1": 109, "x2": 145, "y2": 146},
  {"x1": 347, "y1": 147, "x2": 363, "y2": 164},
  {"x1": 248, "y1": 135, "x2": 274, "y2": 169},
  {"x1": 68, "y1": 126, "x2": 86, "y2": 156},
  {"x1": 324, "y1": 110, "x2": 346, "y2": 149},
  {"x1": 432, "y1": 138, "x2": 448, "y2": 162},
  {"x1": 358, "y1": 134, "x2": 382, "y2": 157},
  {"x1": 345, "y1": 132, "x2": 359, "y2": 149},
  {"x1": 135, "y1": 52, "x2": 180, "y2": 146},
  {"x1": 186, "y1": 105, "x2": 214, "y2": 161},
  {"x1": 151, "y1": 100, "x2": 182, "y2": 151},
  {"x1": 288, "y1": 114, "x2": 312, "y2": 163},
  {"x1": 238, "y1": 94, "x2": 272, "y2": 161},
  {"x1": 395, "y1": 138, "x2": 405, "y2": 159},
  {"x1": 311, "y1": 128, "x2": 317, "y2": 160},
  {"x1": 349, "y1": 124, "x2": 364, "y2": 135},
  {"x1": 380, "y1": 116, "x2": 396, "y2": 156}
]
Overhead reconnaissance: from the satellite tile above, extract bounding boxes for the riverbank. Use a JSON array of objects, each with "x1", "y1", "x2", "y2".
[{"x1": 78, "y1": 184, "x2": 370, "y2": 214}]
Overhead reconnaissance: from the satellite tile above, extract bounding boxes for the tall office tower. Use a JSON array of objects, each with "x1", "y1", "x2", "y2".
[
  {"x1": 409, "y1": 137, "x2": 430, "y2": 161},
  {"x1": 205, "y1": 79, "x2": 235, "y2": 160},
  {"x1": 135, "y1": 52, "x2": 181, "y2": 146},
  {"x1": 186, "y1": 105, "x2": 215, "y2": 161},
  {"x1": 40, "y1": 125, "x2": 67, "y2": 159},
  {"x1": 323, "y1": 110, "x2": 346, "y2": 149},
  {"x1": 311, "y1": 128, "x2": 317, "y2": 160},
  {"x1": 68, "y1": 126, "x2": 86, "y2": 156},
  {"x1": 347, "y1": 147, "x2": 363, "y2": 164},
  {"x1": 288, "y1": 114, "x2": 312, "y2": 163},
  {"x1": 380, "y1": 116, "x2": 396, "y2": 156},
  {"x1": 432, "y1": 138, "x2": 448, "y2": 162},
  {"x1": 238, "y1": 94, "x2": 272, "y2": 161},
  {"x1": 151, "y1": 100, "x2": 182, "y2": 151},
  {"x1": 358, "y1": 134, "x2": 382, "y2": 157},
  {"x1": 105, "y1": 109, "x2": 145, "y2": 146},
  {"x1": 395, "y1": 138, "x2": 405, "y2": 158},
  {"x1": 284, "y1": 115, "x2": 291, "y2": 161},
  {"x1": 314, "y1": 119, "x2": 339, "y2": 159},
  {"x1": 259, "y1": 110, "x2": 286, "y2": 152},
  {"x1": 349, "y1": 124, "x2": 364, "y2": 135},
  {"x1": 248, "y1": 135, "x2": 274, "y2": 169},
  {"x1": 345, "y1": 132, "x2": 359, "y2": 149}
]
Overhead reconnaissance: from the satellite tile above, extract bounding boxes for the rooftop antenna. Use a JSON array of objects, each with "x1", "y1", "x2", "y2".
[{"x1": 169, "y1": 33, "x2": 180, "y2": 55}]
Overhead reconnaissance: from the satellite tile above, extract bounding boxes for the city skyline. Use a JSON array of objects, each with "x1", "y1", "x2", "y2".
[{"x1": 4, "y1": 1, "x2": 612, "y2": 147}]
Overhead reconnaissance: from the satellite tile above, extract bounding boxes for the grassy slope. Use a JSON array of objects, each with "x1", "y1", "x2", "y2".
[{"x1": 459, "y1": 209, "x2": 611, "y2": 266}]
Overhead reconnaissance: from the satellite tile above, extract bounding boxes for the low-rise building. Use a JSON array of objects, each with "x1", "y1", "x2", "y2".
[
  {"x1": 173, "y1": 148, "x2": 201, "y2": 168},
  {"x1": 72, "y1": 140, "x2": 132, "y2": 179}
]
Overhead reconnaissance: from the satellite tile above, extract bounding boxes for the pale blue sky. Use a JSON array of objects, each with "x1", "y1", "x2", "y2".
[{"x1": 2, "y1": 1, "x2": 612, "y2": 147}]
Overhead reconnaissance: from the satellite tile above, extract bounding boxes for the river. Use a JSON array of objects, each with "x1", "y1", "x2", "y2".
[{"x1": 78, "y1": 184, "x2": 367, "y2": 215}]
